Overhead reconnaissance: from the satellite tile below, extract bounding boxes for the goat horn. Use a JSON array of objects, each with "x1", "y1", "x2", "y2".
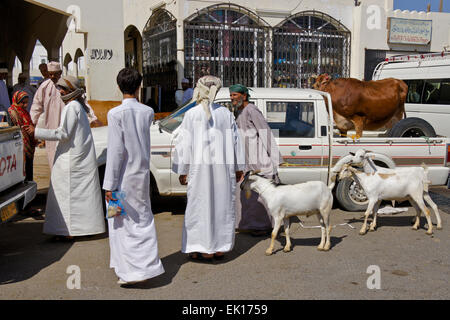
[{"x1": 349, "y1": 152, "x2": 355, "y2": 156}]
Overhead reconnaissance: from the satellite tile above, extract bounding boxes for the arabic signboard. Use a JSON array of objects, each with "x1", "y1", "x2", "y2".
[{"x1": 388, "y1": 18, "x2": 432, "y2": 45}]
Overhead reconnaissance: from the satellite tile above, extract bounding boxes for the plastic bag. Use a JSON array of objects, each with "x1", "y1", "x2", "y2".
[{"x1": 106, "y1": 191, "x2": 127, "y2": 219}]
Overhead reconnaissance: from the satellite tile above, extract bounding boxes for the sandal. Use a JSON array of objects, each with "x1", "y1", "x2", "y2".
[
  {"x1": 214, "y1": 253, "x2": 225, "y2": 260},
  {"x1": 188, "y1": 252, "x2": 214, "y2": 262}
]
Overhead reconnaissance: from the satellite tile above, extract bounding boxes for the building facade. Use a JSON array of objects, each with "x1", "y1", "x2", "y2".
[{"x1": 12, "y1": 0, "x2": 450, "y2": 114}]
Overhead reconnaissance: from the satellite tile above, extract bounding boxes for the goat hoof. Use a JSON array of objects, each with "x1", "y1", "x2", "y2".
[
  {"x1": 283, "y1": 247, "x2": 291, "y2": 253},
  {"x1": 317, "y1": 246, "x2": 324, "y2": 251},
  {"x1": 359, "y1": 231, "x2": 367, "y2": 235},
  {"x1": 426, "y1": 231, "x2": 433, "y2": 235},
  {"x1": 437, "y1": 226, "x2": 442, "y2": 230},
  {"x1": 265, "y1": 250, "x2": 273, "y2": 256},
  {"x1": 411, "y1": 226, "x2": 419, "y2": 230}
]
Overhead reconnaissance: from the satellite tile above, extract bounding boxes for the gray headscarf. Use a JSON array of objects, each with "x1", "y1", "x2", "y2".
[{"x1": 57, "y1": 75, "x2": 84, "y2": 103}]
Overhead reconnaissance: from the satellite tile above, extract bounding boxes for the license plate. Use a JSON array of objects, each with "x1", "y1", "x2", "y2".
[{"x1": 1, "y1": 202, "x2": 17, "y2": 222}]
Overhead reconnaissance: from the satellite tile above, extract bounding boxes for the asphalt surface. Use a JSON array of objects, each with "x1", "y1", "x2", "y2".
[{"x1": 0, "y1": 187, "x2": 449, "y2": 300}]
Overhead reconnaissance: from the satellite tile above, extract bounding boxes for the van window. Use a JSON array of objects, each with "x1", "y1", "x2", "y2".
[
  {"x1": 423, "y1": 80, "x2": 441, "y2": 104},
  {"x1": 266, "y1": 101, "x2": 315, "y2": 137},
  {"x1": 404, "y1": 79, "x2": 450, "y2": 105},
  {"x1": 404, "y1": 80, "x2": 424, "y2": 103},
  {"x1": 437, "y1": 79, "x2": 450, "y2": 104}
]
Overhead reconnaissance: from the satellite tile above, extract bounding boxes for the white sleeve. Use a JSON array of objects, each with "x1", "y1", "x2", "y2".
[
  {"x1": 34, "y1": 105, "x2": 75, "y2": 141},
  {"x1": 232, "y1": 115, "x2": 246, "y2": 172},
  {"x1": 102, "y1": 111, "x2": 125, "y2": 191},
  {"x1": 171, "y1": 112, "x2": 192, "y2": 175},
  {"x1": 85, "y1": 100, "x2": 98, "y2": 123}
]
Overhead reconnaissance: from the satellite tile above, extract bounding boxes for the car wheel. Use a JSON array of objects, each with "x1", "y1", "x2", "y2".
[
  {"x1": 387, "y1": 117, "x2": 436, "y2": 137},
  {"x1": 336, "y1": 177, "x2": 369, "y2": 212}
]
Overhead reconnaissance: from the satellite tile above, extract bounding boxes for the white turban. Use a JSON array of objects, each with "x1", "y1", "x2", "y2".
[{"x1": 192, "y1": 75, "x2": 222, "y2": 120}]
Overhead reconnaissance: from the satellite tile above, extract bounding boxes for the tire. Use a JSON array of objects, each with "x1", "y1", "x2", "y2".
[
  {"x1": 335, "y1": 177, "x2": 369, "y2": 212},
  {"x1": 387, "y1": 117, "x2": 436, "y2": 137}
]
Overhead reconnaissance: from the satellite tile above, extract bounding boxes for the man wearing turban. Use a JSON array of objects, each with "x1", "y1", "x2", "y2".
[
  {"x1": 172, "y1": 75, "x2": 245, "y2": 261},
  {"x1": 25, "y1": 75, "x2": 105, "y2": 240},
  {"x1": 230, "y1": 84, "x2": 283, "y2": 237}
]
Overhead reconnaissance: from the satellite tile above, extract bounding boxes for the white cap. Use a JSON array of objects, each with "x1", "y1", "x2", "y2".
[
  {"x1": 47, "y1": 61, "x2": 61, "y2": 72},
  {"x1": 181, "y1": 78, "x2": 189, "y2": 84}
]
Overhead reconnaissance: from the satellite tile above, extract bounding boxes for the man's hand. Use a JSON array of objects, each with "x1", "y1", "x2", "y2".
[
  {"x1": 179, "y1": 175, "x2": 188, "y2": 185},
  {"x1": 236, "y1": 171, "x2": 244, "y2": 183},
  {"x1": 23, "y1": 124, "x2": 35, "y2": 135},
  {"x1": 105, "y1": 190, "x2": 118, "y2": 203},
  {"x1": 90, "y1": 119, "x2": 103, "y2": 128},
  {"x1": 37, "y1": 140, "x2": 45, "y2": 148}
]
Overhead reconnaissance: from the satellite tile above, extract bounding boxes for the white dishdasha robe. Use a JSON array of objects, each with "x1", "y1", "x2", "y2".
[
  {"x1": 103, "y1": 98, "x2": 164, "y2": 283},
  {"x1": 35, "y1": 100, "x2": 105, "y2": 236},
  {"x1": 172, "y1": 103, "x2": 245, "y2": 254}
]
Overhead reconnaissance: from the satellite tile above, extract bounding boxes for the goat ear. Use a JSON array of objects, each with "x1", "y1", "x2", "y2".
[{"x1": 349, "y1": 152, "x2": 355, "y2": 156}]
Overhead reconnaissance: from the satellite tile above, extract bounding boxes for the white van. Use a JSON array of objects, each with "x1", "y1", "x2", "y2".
[{"x1": 372, "y1": 52, "x2": 450, "y2": 138}]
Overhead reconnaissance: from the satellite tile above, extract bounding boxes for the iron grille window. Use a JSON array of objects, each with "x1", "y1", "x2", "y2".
[
  {"x1": 273, "y1": 11, "x2": 351, "y2": 88},
  {"x1": 142, "y1": 9, "x2": 177, "y2": 111},
  {"x1": 184, "y1": 4, "x2": 271, "y2": 88}
]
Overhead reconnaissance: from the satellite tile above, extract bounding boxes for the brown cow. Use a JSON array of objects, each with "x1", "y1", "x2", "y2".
[{"x1": 312, "y1": 74, "x2": 407, "y2": 139}]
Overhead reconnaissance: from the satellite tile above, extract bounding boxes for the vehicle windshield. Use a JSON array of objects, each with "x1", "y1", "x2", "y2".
[
  {"x1": 159, "y1": 100, "x2": 235, "y2": 133},
  {"x1": 159, "y1": 101, "x2": 198, "y2": 133}
]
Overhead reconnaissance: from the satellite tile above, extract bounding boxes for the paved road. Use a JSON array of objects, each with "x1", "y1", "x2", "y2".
[{"x1": 0, "y1": 187, "x2": 449, "y2": 300}]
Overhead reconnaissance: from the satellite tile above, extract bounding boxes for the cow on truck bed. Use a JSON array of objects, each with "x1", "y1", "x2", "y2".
[
  {"x1": 0, "y1": 112, "x2": 37, "y2": 224},
  {"x1": 312, "y1": 74, "x2": 407, "y2": 139}
]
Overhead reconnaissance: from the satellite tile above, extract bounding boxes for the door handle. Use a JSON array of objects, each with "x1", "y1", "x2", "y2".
[{"x1": 298, "y1": 145, "x2": 312, "y2": 150}]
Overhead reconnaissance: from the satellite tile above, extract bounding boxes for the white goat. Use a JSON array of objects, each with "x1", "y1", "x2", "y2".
[
  {"x1": 241, "y1": 172, "x2": 334, "y2": 255},
  {"x1": 338, "y1": 149, "x2": 442, "y2": 235}
]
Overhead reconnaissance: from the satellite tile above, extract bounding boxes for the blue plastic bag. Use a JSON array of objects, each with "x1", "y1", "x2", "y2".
[{"x1": 106, "y1": 191, "x2": 127, "y2": 219}]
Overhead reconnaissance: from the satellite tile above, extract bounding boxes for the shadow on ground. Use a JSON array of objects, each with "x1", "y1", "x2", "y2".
[{"x1": 0, "y1": 220, "x2": 73, "y2": 285}]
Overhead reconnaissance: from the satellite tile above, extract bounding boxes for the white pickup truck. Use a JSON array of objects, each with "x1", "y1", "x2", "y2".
[
  {"x1": 91, "y1": 87, "x2": 450, "y2": 211},
  {"x1": 0, "y1": 112, "x2": 37, "y2": 224}
]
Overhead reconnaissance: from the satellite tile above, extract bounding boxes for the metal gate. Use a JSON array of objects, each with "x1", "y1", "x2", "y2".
[
  {"x1": 184, "y1": 4, "x2": 271, "y2": 88},
  {"x1": 142, "y1": 9, "x2": 177, "y2": 111},
  {"x1": 273, "y1": 11, "x2": 351, "y2": 88}
]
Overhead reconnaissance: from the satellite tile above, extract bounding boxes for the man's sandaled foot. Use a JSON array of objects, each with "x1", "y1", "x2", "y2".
[
  {"x1": 214, "y1": 252, "x2": 225, "y2": 260},
  {"x1": 188, "y1": 252, "x2": 214, "y2": 262}
]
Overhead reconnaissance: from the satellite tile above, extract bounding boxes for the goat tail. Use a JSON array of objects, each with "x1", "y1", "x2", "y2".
[
  {"x1": 328, "y1": 173, "x2": 337, "y2": 190},
  {"x1": 421, "y1": 163, "x2": 430, "y2": 192}
]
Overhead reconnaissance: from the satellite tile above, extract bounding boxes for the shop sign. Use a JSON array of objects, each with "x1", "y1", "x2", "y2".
[{"x1": 388, "y1": 18, "x2": 432, "y2": 45}]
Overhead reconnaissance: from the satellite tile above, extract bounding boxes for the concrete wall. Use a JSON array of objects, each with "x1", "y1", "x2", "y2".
[
  {"x1": 37, "y1": 0, "x2": 125, "y2": 101},
  {"x1": 16, "y1": 0, "x2": 449, "y2": 102},
  {"x1": 130, "y1": 0, "x2": 449, "y2": 80}
]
